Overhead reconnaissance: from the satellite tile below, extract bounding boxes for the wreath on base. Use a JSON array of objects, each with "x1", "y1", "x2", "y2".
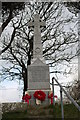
[
  {"x1": 22, "y1": 94, "x2": 31, "y2": 103},
  {"x1": 48, "y1": 93, "x2": 57, "y2": 104},
  {"x1": 33, "y1": 90, "x2": 46, "y2": 101},
  {"x1": 48, "y1": 93, "x2": 57, "y2": 99}
]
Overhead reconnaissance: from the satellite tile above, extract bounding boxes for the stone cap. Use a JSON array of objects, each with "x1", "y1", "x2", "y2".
[{"x1": 30, "y1": 58, "x2": 47, "y2": 66}]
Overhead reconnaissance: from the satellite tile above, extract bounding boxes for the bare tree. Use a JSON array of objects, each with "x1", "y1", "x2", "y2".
[
  {"x1": 0, "y1": 2, "x2": 25, "y2": 54},
  {"x1": 66, "y1": 79, "x2": 80, "y2": 101},
  {"x1": 64, "y1": 2, "x2": 80, "y2": 100},
  {"x1": 64, "y1": 2, "x2": 80, "y2": 15},
  {"x1": 1, "y1": 2, "x2": 79, "y2": 96}
]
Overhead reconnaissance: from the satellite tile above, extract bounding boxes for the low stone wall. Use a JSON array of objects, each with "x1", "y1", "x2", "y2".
[
  {"x1": 2, "y1": 102, "x2": 27, "y2": 113},
  {"x1": 0, "y1": 103, "x2": 2, "y2": 120}
]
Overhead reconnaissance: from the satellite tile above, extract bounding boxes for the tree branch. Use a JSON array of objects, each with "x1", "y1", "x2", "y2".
[
  {"x1": 0, "y1": 10, "x2": 13, "y2": 36},
  {"x1": 0, "y1": 27, "x2": 16, "y2": 55}
]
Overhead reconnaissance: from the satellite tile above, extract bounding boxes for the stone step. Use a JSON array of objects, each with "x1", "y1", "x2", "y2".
[
  {"x1": 2, "y1": 116, "x2": 55, "y2": 120},
  {"x1": 25, "y1": 116, "x2": 54, "y2": 120}
]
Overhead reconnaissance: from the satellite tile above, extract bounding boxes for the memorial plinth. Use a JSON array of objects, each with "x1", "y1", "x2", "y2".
[{"x1": 28, "y1": 58, "x2": 50, "y2": 90}]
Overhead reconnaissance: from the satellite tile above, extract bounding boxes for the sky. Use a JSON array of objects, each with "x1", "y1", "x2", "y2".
[
  {"x1": 0, "y1": 81, "x2": 23, "y2": 103},
  {"x1": 0, "y1": 3, "x2": 79, "y2": 103}
]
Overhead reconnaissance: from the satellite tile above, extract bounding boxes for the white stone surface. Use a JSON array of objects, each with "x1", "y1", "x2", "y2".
[
  {"x1": 28, "y1": 58, "x2": 50, "y2": 90},
  {"x1": 28, "y1": 13, "x2": 46, "y2": 59},
  {"x1": 27, "y1": 14, "x2": 50, "y2": 104}
]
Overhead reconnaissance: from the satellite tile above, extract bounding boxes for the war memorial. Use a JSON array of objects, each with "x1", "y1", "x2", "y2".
[{"x1": 26, "y1": 13, "x2": 51, "y2": 105}]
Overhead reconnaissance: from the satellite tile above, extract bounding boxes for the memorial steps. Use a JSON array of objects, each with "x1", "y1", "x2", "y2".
[{"x1": 2, "y1": 103, "x2": 80, "y2": 120}]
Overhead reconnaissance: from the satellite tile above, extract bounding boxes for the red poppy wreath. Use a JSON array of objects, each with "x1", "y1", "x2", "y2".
[
  {"x1": 22, "y1": 94, "x2": 31, "y2": 102},
  {"x1": 33, "y1": 90, "x2": 46, "y2": 101}
]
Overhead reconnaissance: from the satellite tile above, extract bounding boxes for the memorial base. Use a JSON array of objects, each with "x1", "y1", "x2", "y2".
[{"x1": 27, "y1": 90, "x2": 51, "y2": 105}]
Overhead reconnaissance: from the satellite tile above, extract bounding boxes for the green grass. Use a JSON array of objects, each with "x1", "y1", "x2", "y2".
[{"x1": 2, "y1": 103, "x2": 80, "y2": 120}]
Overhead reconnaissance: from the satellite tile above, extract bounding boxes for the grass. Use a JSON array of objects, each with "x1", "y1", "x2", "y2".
[{"x1": 2, "y1": 103, "x2": 80, "y2": 120}]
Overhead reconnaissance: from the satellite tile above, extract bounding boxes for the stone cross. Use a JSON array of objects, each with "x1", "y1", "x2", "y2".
[{"x1": 28, "y1": 14, "x2": 46, "y2": 58}]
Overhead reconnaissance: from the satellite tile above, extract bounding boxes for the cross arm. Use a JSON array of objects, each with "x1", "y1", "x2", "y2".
[
  {"x1": 27, "y1": 20, "x2": 34, "y2": 27},
  {"x1": 40, "y1": 21, "x2": 46, "y2": 27}
]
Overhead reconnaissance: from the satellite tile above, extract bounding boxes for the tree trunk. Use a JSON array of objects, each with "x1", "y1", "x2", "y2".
[
  {"x1": 22, "y1": 38, "x2": 32, "y2": 96},
  {"x1": 22, "y1": 67, "x2": 27, "y2": 96}
]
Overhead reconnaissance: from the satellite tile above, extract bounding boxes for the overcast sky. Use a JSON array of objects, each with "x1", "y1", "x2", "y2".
[{"x1": 0, "y1": 3, "x2": 78, "y2": 103}]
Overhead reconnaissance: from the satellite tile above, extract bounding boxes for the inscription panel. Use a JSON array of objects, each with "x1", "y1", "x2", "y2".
[
  {"x1": 28, "y1": 65, "x2": 50, "y2": 89},
  {"x1": 28, "y1": 66, "x2": 49, "y2": 82}
]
